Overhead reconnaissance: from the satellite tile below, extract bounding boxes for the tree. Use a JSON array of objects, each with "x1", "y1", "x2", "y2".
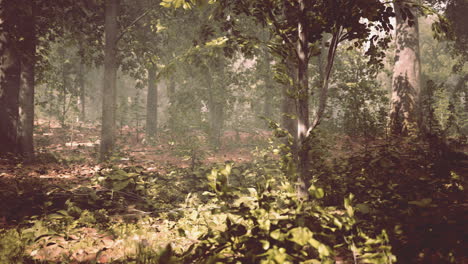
[
  {"x1": 146, "y1": 63, "x2": 158, "y2": 141},
  {"x1": 0, "y1": 0, "x2": 21, "y2": 155},
  {"x1": 120, "y1": 0, "x2": 166, "y2": 144},
  {"x1": 389, "y1": 1, "x2": 422, "y2": 135},
  {"x1": 14, "y1": 0, "x2": 36, "y2": 160},
  {"x1": 100, "y1": 0, "x2": 119, "y2": 160},
  {"x1": 161, "y1": 0, "x2": 394, "y2": 197}
]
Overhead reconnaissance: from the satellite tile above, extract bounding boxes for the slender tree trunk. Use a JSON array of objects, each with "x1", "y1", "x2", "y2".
[
  {"x1": 207, "y1": 73, "x2": 224, "y2": 150},
  {"x1": 0, "y1": 0, "x2": 21, "y2": 155},
  {"x1": 390, "y1": 2, "x2": 421, "y2": 136},
  {"x1": 311, "y1": 30, "x2": 340, "y2": 130},
  {"x1": 78, "y1": 46, "x2": 86, "y2": 122},
  {"x1": 145, "y1": 64, "x2": 158, "y2": 142},
  {"x1": 17, "y1": 0, "x2": 35, "y2": 161},
  {"x1": 262, "y1": 52, "x2": 273, "y2": 120},
  {"x1": 317, "y1": 37, "x2": 327, "y2": 83},
  {"x1": 60, "y1": 47, "x2": 67, "y2": 127},
  {"x1": 263, "y1": 86, "x2": 272, "y2": 119},
  {"x1": 100, "y1": 0, "x2": 119, "y2": 160},
  {"x1": 296, "y1": 0, "x2": 310, "y2": 198},
  {"x1": 166, "y1": 78, "x2": 176, "y2": 129},
  {"x1": 208, "y1": 102, "x2": 224, "y2": 149}
]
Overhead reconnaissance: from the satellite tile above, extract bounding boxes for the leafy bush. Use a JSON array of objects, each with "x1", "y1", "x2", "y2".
[
  {"x1": 178, "y1": 165, "x2": 395, "y2": 264},
  {"x1": 321, "y1": 137, "x2": 467, "y2": 263}
]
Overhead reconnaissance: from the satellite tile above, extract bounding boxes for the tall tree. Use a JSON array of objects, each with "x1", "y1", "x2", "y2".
[
  {"x1": 100, "y1": 0, "x2": 119, "y2": 160},
  {"x1": 17, "y1": 0, "x2": 36, "y2": 160},
  {"x1": 78, "y1": 43, "x2": 86, "y2": 122},
  {"x1": 162, "y1": 0, "x2": 394, "y2": 197},
  {"x1": 390, "y1": 1, "x2": 422, "y2": 135},
  {"x1": 145, "y1": 64, "x2": 158, "y2": 141},
  {"x1": 0, "y1": 0, "x2": 21, "y2": 155}
]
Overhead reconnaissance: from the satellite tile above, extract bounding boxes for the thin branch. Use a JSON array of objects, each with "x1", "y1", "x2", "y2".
[
  {"x1": 308, "y1": 26, "x2": 342, "y2": 134},
  {"x1": 116, "y1": 10, "x2": 151, "y2": 43}
]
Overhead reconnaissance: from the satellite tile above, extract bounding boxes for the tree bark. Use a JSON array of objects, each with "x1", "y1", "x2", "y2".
[
  {"x1": 78, "y1": 46, "x2": 86, "y2": 122},
  {"x1": 207, "y1": 86, "x2": 224, "y2": 150},
  {"x1": 17, "y1": 0, "x2": 36, "y2": 161},
  {"x1": 296, "y1": 0, "x2": 310, "y2": 199},
  {"x1": 145, "y1": 64, "x2": 158, "y2": 142},
  {"x1": 166, "y1": 77, "x2": 176, "y2": 129},
  {"x1": 263, "y1": 86, "x2": 272, "y2": 120},
  {"x1": 262, "y1": 52, "x2": 273, "y2": 120},
  {"x1": 390, "y1": 2, "x2": 421, "y2": 136},
  {"x1": 0, "y1": 0, "x2": 21, "y2": 155},
  {"x1": 100, "y1": 0, "x2": 119, "y2": 160}
]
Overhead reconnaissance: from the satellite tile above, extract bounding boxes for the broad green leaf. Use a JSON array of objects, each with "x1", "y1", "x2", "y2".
[
  {"x1": 308, "y1": 185, "x2": 324, "y2": 199},
  {"x1": 289, "y1": 227, "x2": 313, "y2": 246}
]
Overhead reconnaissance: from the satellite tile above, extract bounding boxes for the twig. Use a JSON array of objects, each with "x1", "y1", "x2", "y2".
[{"x1": 116, "y1": 10, "x2": 151, "y2": 43}]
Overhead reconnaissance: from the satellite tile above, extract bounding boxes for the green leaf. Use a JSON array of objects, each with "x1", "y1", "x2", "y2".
[
  {"x1": 318, "y1": 244, "x2": 331, "y2": 257},
  {"x1": 344, "y1": 194, "x2": 354, "y2": 217},
  {"x1": 308, "y1": 185, "x2": 324, "y2": 199},
  {"x1": 112, "y1": 180, "x2": 130, "y2": 191},
  {"x1": 288, "y1": 227, "x2": 313, "y2": 246},
  {"x1": 270, "y1": 229, "x2": 283, "y2": 241},
  {"x1": 261, "y1": 240, "x2": 270, "y2": 250}
]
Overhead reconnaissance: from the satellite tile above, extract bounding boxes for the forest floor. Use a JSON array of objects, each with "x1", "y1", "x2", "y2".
[
  {"x1": 1, "y1": 120, "x2": 466, "y2": 263},
  {"x1": 0, "y1": 121, "x2": 280, "y2": 263}
]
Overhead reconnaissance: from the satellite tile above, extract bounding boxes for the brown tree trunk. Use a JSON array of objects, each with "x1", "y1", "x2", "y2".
[
  {"x1": 166, "y1": 78, "x2": 176, "y2": 129},
  {"x1": 100, "y1": 0, "x2": 119, "y2": 160},
  {"x1": 296, "y1": 0, "x2": 310, "y2": 199},
  {"x1": 390, "y1": 2, "x2": 421, "y2": 136},
  {"x1": 78, "y1": 46, "x2": 86, "y2": 122},
  {"x1": 207, "y1": 82, "x2": 224, "y2": 150},
  {"x1": 262, "y1": 52, "x2": 273, "y2": 120},
  {"x1": 209, "y1": 102, "x2": 224, "y2": 149},
  {"x1": 263, "y1": 86, "x2": 272, "y2": 120},
  {"x1": 145, "y1": 64, "x2": 158, "y2": 142},
  {"x1": 0, "y1": 0, "x2": 21, "y2": 155},
  {"x1": 17, "y1": 1, "x2": 35, "y2": 161}
]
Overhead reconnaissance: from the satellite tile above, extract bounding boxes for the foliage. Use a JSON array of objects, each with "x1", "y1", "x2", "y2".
[
  {"x1": 325, "y1": 44, "x2": 389, "y2": 138},
  {"x1": 178, "y1": 164, "x2": 395, "y2": 263},
  {"x1": 319, "y1": 137, "x2": 467, "y2": 263}
]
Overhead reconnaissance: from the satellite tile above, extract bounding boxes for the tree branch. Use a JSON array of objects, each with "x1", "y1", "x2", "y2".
[
  {"x1": 116, "y1": 10, "x2": 151, "y2": 43},
  {"x1": 308, "y1": 26, "x2": 342, "y2": 134}
]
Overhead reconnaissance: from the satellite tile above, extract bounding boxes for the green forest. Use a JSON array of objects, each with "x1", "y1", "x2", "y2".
[{"x1": 0, "y1": 0, "x2": 467, "y2": 263}]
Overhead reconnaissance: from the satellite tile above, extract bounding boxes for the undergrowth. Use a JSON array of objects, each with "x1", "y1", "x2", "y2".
[{"x1": 0, "y1": 133, "x2": 466, "y2": 263}]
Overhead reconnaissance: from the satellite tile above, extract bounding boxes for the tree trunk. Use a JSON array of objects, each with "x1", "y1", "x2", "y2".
[
  {"x1": 100, "y1": 0, "x2": 119, "y2": 160},
  {"x1": 263, "y1": 86, "x2": 272, "y2": 120},
  {"x1": 145, "y1": 65, "x2": 158, "y2": 142},
  {"x1": 166, "y1": 78, "x2": 176, "y2": 129},
  {"x1": 296, "y1": 0, "x2": 310, "y2": 199},
  {"x1": 262, "y1": 52, "x2": 273, "y2": 120},
  {"x1": 0, "y1": 0, "x2": 21, "y2": 155},
  {"x1": 208, "y1": 102, "x2": 224, "y2": 149},
  {"x1": 17, "y1": 0, "x2": 35, "y2": 161},
  {"x1": 207, "y1": 73, "x2": 224, "y2": 150},
  {"x1": 78, "y1": 46, "x2": 86, "y2": 122},
  {"x1": 390, "y1": 2, "x2": 421, "y2": 136}
]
